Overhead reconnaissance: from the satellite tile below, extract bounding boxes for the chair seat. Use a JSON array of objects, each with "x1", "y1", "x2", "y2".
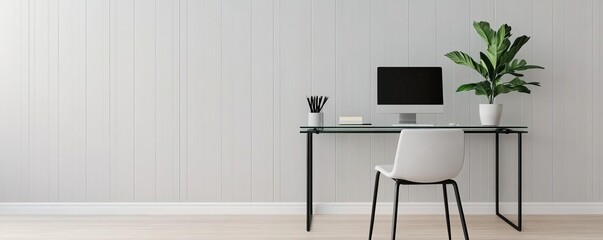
[{"x1": 375, "y1": 165, "x2": 395, "y2": 178}]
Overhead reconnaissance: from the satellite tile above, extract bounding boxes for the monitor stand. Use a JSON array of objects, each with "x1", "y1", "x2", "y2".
[{"x1": 398, "y1": 113, "x2": 417, "y2": 124}]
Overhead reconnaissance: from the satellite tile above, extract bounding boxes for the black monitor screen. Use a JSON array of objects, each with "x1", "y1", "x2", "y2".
[{"x1": 377, "y1": 67, "x2": 443, "y2": 105}]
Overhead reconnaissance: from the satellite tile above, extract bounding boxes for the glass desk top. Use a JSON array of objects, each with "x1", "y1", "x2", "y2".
[{"x1": 300, "y1": 125, "x2": 528, "y2": 133}]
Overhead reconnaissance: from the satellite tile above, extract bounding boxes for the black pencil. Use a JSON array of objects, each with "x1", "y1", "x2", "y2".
[{"x1": 306, "y1": 95, "x2": 329, "y2": 113}]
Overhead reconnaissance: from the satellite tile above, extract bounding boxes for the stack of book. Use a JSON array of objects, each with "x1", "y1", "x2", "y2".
[{"x1": 338, "y1": 116, "x2": 365, "y2": 125}]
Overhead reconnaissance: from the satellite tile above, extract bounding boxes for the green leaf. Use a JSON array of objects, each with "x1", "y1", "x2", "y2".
[
  {"x1": 495, "y1": 64, "x2": 506, "y2": 74},
  {"x1": 494, "y1": 83, "x2": 512, "y2": 97},
  {"x1": 509, "y1": 77, "x2": 526, "y2": 86},
  {"x1": 486, "y1": 24, "x2": 512, "y2": 66},
  {"x1": 496, "y1": 24, "x2": 512, "y2": 40},
  {"x1": 498, "y1": 59, "x2": 544, "y2": 79},
  {"x1": 504, "y1": 59, "x2": 526, "y2": 73},
  {"x1": 473, "y1": 21, "x2": 495, "y2": 45},
  {"x1": 475, "y1": 81, "x2": 492, "y2": 96},
  {"x1": 515, "y1": 85, "x2": 531, "y2": 94},
  {"x1": 445, "y1": 51, "x2": 487, "y2": 77},
  {"x1": 500, "y1": 35, "x2": 530, "y2": 64},
  {"x1": 508, "y1": 72, "x2": 525, "y2": 77},
  {"x1": 486, "y1": 39, "x2": 510, "y2": 68},
  {"x1": 456, "y1": 83, "x2": 478, "y2": 92},
  {"x1": 501, "y1": 78, "x2": 540, "y2": 95},
  {"x1": 479, "y1": 52, "x2": 495, "y2": 81},
  {"x1": 513, "y1": 59, "x2": 527, "y2": 68},
  {"x1": 514, "y1": 65, "x2": 545, "y2": 71}
]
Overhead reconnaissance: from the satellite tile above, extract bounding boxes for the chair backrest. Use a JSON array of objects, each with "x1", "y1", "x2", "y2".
[{"x1": 390, "y1": 129, "x2": 465, "y2": 182}]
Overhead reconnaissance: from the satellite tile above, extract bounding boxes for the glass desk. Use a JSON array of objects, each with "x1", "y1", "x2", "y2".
[{"x1": 300, "y1": 125, "x2": 528, "y2": 232}]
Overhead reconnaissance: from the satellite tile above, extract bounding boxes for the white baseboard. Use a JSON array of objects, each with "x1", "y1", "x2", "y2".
[{"x1": 0, "y1": 202, "x2": 602, "y2": 215}]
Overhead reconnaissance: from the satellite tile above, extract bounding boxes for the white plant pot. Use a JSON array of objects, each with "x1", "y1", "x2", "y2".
[
  {"x1": 479, "y1": 104, "x2": 503, "y2": 126},
  {"x1": 308, "y1": 112, "x2": 324, "y2": 126}
]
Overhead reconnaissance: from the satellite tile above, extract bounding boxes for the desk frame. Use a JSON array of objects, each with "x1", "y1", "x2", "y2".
[{"x1": 300, "y1": 126, "x2": 526, "y2": 232}]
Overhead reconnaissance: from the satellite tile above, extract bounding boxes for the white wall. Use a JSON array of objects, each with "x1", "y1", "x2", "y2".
[{"x1": 0, "y1": 0, "x2": 601, "y2": 203}]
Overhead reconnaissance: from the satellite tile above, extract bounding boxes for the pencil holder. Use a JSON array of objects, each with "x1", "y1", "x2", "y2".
[{"x1": 308, "y1": 112, "x2": 324, "y2": 126}]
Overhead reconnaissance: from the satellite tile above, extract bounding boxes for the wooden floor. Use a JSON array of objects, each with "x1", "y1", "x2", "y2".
[{"x1": 0, "y1": 214, "x2": 602, "y2": 239}]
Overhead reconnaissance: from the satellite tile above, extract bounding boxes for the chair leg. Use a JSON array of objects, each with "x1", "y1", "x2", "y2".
[
  {"x1": 443, "y1": 184, "x2": 451, "y2": 240},
  {"x1": 451, "y1": 180, "x2": 469, "y2": 240},
  {"x1": 368, "y1": 172, "x2": 380, "y2": 240},
  {"x1": 391, "y1": 181, "x2": 400, "y2": 240}
]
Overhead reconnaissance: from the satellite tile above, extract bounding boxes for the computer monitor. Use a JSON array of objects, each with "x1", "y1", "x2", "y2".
[{"x1": 376, "y1": 67, "x2": 444, "y2": 124}]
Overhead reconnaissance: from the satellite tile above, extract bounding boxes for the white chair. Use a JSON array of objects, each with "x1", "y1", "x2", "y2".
[{"x1": 368, "y1": 129, "x2": 469, "y2": 240}]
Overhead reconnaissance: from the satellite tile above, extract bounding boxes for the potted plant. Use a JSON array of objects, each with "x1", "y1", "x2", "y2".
[{"x1": 445, "y1": 21, "x2": 544, "y2": 126}]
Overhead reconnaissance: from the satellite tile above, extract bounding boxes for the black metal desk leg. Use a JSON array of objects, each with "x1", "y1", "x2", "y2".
[
  {"x1": 495, "y1": 133, "x2": 499, "y2": 215},
  {"x1": 518, "y1": 133, "x2": 522, "y2": 230},
  {"x1": 307, "y1": 133, "x2": 313, "y2": 232},
  {"x1": 495, "y1": 132, "x2": 523, "y2": 231}
]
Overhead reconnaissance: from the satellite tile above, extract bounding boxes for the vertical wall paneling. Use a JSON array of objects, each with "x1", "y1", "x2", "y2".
[
  {"x1": 311, "y1": 0, "x2": 337, "y2": 202},
  {"x1": 563, "y1": 0, "x2": 593, "y2": 202},
  {"x1": 1, "y1": 0, "x2": 602, "y2": 204},
  {"x1": 250, "y1": 0, "x2": 275, "y2": 202},
  {"x1": 178, "y1": 0, "x2": 188, "y2": 202},
  {"x1": 272, "y1": 0, "x2": 282, "y2": 202},
  {"x1": 20, "y1": 0, "x2": 30, "y2": 202},
  {"x1": 155, "y1": 0, "x2": 178, "y2": 202},
  {"x1": 280, "y1": 0, "x2": 311, "y2": 201},
  {"x1": 29, "y1": 0, "x2": 51, "y2": 201},
  {"x1": 335, "y1": 0, "x2": 372, "y2": 202},
  {"x1": 595, "y1": 0, "x2": 603, "y2": 201},
  {"x1": 110, "y1": 0, "x2": 136, "y2": 202},
  {"x1": 221, "y1": 0, "x2": 252, "y2": 202},
  {"x1": 532, "y1": 0, "x2": 554, "y2": 202},
  {"x1": 48, "y1": 0, "x2": 60, "y2": 202},
  {"x1": 551, "y1": 0, "x2": 566, "y2": 202},
  {"x1": 133, "y1": 0, "x2": 157, "y2": 201},
  {"x1": 0, "y1": 0, "x2": 23, "y2": 201},
  {"x1": 57, "y1": 0, "x2": 87, "y2": 201},
  {"x1": 408, "y1": 0, "x2": 438, "y2": 202},
  {"x1": 86, "y1": 0, "x2": 111, "y2": 201},
  {"x1": 88, "y1": 0, "x2": 111, "y2": 199},
  {"x1": 186, "y1": 0, "x2": 222, "y2": 202},
  {"x1": 171, "y1": 0, "x2": 180, "y2": 202}
]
